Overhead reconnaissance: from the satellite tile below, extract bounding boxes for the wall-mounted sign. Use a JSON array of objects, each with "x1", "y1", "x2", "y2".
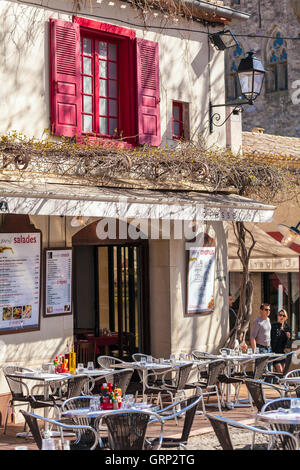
[
  {"x1": 0, "y1": 231, "x2": 41, "y2": 333},
  {"x1": 44, "y1": 248, "x2": 72, "y2": 317},
  {"x1": 186, "y1": 245, "x2": 216, "y2": 315}
]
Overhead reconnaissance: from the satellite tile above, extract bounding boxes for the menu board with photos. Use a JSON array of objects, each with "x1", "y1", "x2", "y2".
[
  {"x1": 186, "y1": 246, "x2": 216, "y2": 315},
  {"x1": 0, "y1": 232, "x2": 41, "y2": 333},
  {"x1": 44, "y1": 249, "x2": 72, "y2": 317}
]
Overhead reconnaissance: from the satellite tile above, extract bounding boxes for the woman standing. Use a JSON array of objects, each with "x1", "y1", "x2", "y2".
[{"x1": 271, "y1": 309, "x2": 291, "y2": 373}]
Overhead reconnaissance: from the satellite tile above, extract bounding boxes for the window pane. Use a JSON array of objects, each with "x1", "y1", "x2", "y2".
[
  {"x1": 108, "y1": 62, "x2": 117, "y2": 79},
  {"x1": 83, "y1": 95, "x2": 93, "y2": 113},
  {"x1": 100, "y1": 117, "x2": 107, "y2": 134},
  {"x1": 109, "y1": 118, "x2": 118, "y2": 135},
  {"x1": 82, "y1": 38, "x2": 92, "y2": 55},
  {"x1": 99, "y1": 60, "x2": 107, "y2": 78},
  {"x1": 108, "y1": 80, "x2": 117, "y2": 98},
  {"x1": 83, "y1": 57, "x2": 92, "y2": 75},
  {"x1": 83, "y1": 115, "x2": 93, "y2": 133},
  {"x1": 174, "y1": 122, "x2": 180, "y2": 136},
  {"x1": 109, "y1": 99, "x2": 117, "y2": 117},
  {"x1": 83, "y1": 76, "x2": 92, "y2": 94},
  {"x1": 99, "y1": 41, "x2": 107, "y2": 59},
  {"x1": 173, "y1": 105, "x2": 180, "y2": 121},
  {"x1": 108, "y1": 43, "x2": 117, "y2": 61},
  {"x1": 99, "y1": 98, "x2": 107, "y2": 115},
  {"x1": 99, "y1": 79, "x2": 107, "y2": 97}
]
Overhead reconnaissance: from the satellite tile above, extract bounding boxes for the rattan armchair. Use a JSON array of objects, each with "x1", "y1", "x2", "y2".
[
  {"x1": 97, "y1": 355, "x2": 126, "y2": 369},
  {"x1": 3, "y1": 365, "x2": 41, "y2": 434},
  {"x1": 206, "y1": 412, "x2": 299, "y2": 450},
  {"x1": 185, "y1": 359, "x2": 225, "y2": 414},
  {"x1": 20, "y1": 409, "x2": 101, "y2": 450},
  {"x1": 90, "y1": 368, "x2": 134, "y2": 396},
  {"x1": 145, "y1": 391, "x2": 202, "y2": 449},
  {"x1": 96, "y1": 409, "x2": 164, "y2": 450}
]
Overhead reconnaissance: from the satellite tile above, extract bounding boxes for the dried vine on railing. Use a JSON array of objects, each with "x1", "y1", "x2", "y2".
[{"x1": 0, "y1": 132, "x2": 299, "y2": 202}]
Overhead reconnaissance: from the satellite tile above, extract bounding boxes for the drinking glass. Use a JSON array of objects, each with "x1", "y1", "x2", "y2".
[
  {"x1": 230, "y1": 350, "x2": 235, "y2": 356},
  {"x1": 221, "y1": 350, "x2": 227, "y2": 357},
  {"x1": 170, "y1": 354, "x2": 176, "y2": 366},
  {"x1": 42, "y1": 438, "x2": 56, "y2": 450},
  {"x1": 124, "y1": 394, "x2": 135, "y2": 409},
  {"x1": 159, "y1": 358, "x2": 164, "y2": 364},
  {"x1": 291, "y1": 398, "x2": 300, "y2": 412},
  {"x1": 248, "y1": 348, "x2": 253, "y2": 355},
  {"x1": 140, "y1": 356, "x2": 146, "y2": 366},
  {"x1": 254, "y1": 347, "x2": 259, "y2": 355},
  {"x1": 87, "y1": 361, "x2": 94, "y2": 371},
  {"x1": 147, "y1": 356, "x2": 152, "y2": 364},
  {"x1": 90, "y1": 397, "x2": 100, "y2": 411},
  {"x1": 77, "y1": 363, "x2": 84, "y2": 374},
  {"x1": 179, "y1": 353, "x2": 186, "y2": 361},
  {"x1": 63, "y1": 441, "x2": 70, "y2": 450}
]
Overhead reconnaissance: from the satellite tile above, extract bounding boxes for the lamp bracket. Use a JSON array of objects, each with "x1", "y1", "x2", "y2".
[{"x1": 209, "y1": 101, "x2": 245, "y2": 133}]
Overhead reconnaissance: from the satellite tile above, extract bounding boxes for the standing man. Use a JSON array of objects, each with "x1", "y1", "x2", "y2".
[{"x1": 250, "y1": 303, "x2": 272, "y2": 354}]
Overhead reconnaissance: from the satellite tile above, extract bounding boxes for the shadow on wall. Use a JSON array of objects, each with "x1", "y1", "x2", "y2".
[{"x1": 0, "y1": 2, "x2": 50, "y2": 138}]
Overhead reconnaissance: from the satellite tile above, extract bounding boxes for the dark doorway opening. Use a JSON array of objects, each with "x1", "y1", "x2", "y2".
[{"x1": 73, "y1": 238, "x2": 149, "y2": 360}]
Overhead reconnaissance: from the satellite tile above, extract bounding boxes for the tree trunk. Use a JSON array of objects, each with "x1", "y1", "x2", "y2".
[{"x1": 225, "y1": 221, "x2": 255, "y2": 348}]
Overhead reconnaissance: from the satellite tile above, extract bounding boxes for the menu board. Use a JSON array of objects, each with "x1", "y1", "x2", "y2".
[
  {"x1": 186, "y1": 246, "x2": 216, "y2": 315},
  {"x1": 0, "y1": 232, "x2": 41, "y2": 332},
  {"x1": 44, "y1": 249, "x2": 72, "y2": 316}
]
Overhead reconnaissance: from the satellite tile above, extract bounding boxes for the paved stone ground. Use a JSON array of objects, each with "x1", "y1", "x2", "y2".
[{"x1": 185, "y1": 428, "x2": 268, "y2": 450}]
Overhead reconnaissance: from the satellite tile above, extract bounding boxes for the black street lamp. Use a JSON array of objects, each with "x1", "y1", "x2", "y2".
[{"x1": 209, "y1": 51, "x2": 266, "y2": 133}]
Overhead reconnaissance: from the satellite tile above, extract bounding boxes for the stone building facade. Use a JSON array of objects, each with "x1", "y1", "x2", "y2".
[{"x1": 223, "y1": 0, "x2": 300, "y2": 136}]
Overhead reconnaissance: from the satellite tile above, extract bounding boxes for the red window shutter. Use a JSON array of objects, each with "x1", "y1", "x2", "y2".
[
  {"x1": 49, "y1": 19, "x2": 81, "y2": 137},
  {"x1": 136, "y1": 38, "x2": 161, "y2": 146}
]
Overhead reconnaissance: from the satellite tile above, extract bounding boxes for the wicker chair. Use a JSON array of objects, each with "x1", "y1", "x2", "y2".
[
  {"x1": 244, "y1": 378, "x2": 288, "y2": 412},
  {"x1": 97, "y1": 409, "x2": 164, "y2": 450},
  {"x1": 97, "y1": 355, "x2": 126, "y2": 369},
  {"x1": 144, "y1": 363, "x2": 193, "y2": 410},
  {"x1": 263, "y1": 352, "x2": 295, "y2": 383},
  {"x1": 145, "y1": 392, "x2": 202, "y2": 449},
  {"x1": 90, "y1": 368, "x2": 134, "y2": 396},
  {"x1": 3, "y1": 365, "x2": 40, "y2": 434},
  {"x1": 185, "y1": 359, "x2": 225, "y2": 414},
  {"x1": 206, "y1": 412, "x2": 299, "y2": 450},
  {"x1": 27, "y1": 375, "x2": 89, "y2": 416},
  {"x1": 20, "y1": 409, "x2": 100, "y2": 450}
]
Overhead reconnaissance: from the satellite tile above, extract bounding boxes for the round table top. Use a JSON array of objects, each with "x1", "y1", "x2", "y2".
[
  {"x1": 279, "y1": 376, "x2": 300, "y2": 384},
  {"x1": 257, "y1": 409, "x2": 300, "y2": 425}
]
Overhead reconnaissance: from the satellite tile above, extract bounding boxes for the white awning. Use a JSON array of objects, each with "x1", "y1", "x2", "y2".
[
  {"x1": 228, "y1": 222, "x2": 299, "y2": 272},
  {"x1": 0, "y1": 181, "x2": 276, "y2": 222}
]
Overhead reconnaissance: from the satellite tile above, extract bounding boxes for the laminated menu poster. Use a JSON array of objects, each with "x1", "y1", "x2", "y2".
[
  {"x1": 45, "y1": 249, "x2": 72, "y2": 316},
  {"x1": 186, "y1": 246, "x2": 216, "y2": 315},
  {"x1": 0, "y1": 232, "x2": 41, "y2": 332}
]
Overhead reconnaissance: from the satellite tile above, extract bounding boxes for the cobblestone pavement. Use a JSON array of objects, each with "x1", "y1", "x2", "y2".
[{"x1": 183, "y1": 429, "x2": 269, "y2": 450}]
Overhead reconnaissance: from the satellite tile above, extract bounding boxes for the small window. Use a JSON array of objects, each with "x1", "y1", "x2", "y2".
[
  {"x1": 172, "y1": 101, "x2": 190, "y2": 141},
  {"x1": 265, "y1": 32, "x2": 288, "y2": 94},
  {"x1": 172, "y1": 102, "x2": 183, "y2": 139}
]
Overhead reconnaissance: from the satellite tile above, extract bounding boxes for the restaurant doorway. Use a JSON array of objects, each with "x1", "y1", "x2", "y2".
[{"x1": 72, "y1": 223, "x2": 150, "y2": 359}]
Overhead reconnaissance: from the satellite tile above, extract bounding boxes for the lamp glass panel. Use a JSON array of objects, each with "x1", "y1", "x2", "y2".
[
  {"x1": 253, "y1": 71, "x2": 264, "y2": 95},
  {"x1": 221, "y1": 32, "x2": 237, "y2": 48},
  {"x1": 238, "y1": 71, "x2": 253, "y2": 98}
]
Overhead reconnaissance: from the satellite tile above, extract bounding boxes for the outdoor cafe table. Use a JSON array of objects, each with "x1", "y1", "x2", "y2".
[
  {"x1": 204, "y1": 352, "x2": 281, "y2": 409},
  {"x1": 112, "y1": 359, "x2": 210, "y2": 401},
  {"x1": 9, "y1": 369, "x2": 114, "y2": 436},
  {"x1": 257, "y1": 409, "x2": 300, "y2": 426}
]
